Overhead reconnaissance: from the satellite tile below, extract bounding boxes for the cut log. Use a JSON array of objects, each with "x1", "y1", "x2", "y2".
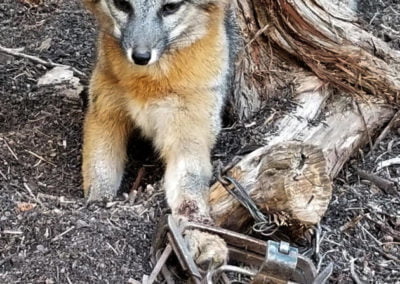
[{"x1": 210, "y1": 75, "x2": 395, "y2": 233}]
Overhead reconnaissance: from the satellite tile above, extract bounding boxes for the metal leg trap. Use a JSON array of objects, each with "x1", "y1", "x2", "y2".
[{"x1": 142, "y1": 215, "x2": 333, "y2": 284}]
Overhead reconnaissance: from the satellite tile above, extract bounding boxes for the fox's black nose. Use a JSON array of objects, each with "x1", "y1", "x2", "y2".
[{"x1": 132, "y1": 50, "x2": 151, "y2": 65}]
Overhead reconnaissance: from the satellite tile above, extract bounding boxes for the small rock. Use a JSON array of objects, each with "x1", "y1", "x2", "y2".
[
  {"x1": 38, "y1": 66, "x2": 74, "y2": 86},
  {"x1": 127, "y1": 278, "x2": 141, "y2": 284},
  {"x1": 145, "y1": 184, "x2": 155, "y2": 195},
  {"x1": 38, "y1": 38, "x2": 52, "y2": 52},
  {"x1": 382, "y1": 235, "x2": 394, "y2": 243},
  {"x1": 36, "y1": 244, "x2": 46, "y2": 252},
  {"x1": 37, "y1": 66, "x2": 84, "y2": 100},
  {"x1": 0, "y1": 53, "x2": 14, "y2": 65},
  {"x1": 106, "y1": 201, "x2": 118, "y2": 208},
  {"x1": 52, "y1": 209, "x2": 62, "y2": 214},
  {"x1": 44, "y1": 228, "x2": 50, "y2": 238},
  {"x1": 76, "y1": 220, "x2": 89, "y2": 228}
]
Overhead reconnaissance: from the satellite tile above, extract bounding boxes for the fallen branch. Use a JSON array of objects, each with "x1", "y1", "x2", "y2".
[
  {"x1": 354, "y1": 168, "x2": 398, "y2": 195},
  {"x1": 0, "y1": 44, "x2": 85, "y2": 77}
]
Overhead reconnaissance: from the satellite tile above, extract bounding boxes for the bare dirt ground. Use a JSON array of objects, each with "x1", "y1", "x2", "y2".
[{"x1": 0, "y1": 0, "x2": 399, "y2": 283}]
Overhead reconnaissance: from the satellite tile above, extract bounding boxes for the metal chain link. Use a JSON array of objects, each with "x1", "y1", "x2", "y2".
[{"x1": 217, "y1": 161, "x2": 279, "y2": 237}]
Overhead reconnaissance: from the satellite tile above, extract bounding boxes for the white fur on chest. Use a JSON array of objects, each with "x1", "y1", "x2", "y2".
[{"x1": 127, "y1": 97, "x2": 179, "y2": 139}]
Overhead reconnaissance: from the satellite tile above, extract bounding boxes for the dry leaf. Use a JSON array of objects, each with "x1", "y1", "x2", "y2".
[{"x1": 17, "y1": 202, "x2": 37, "y2": 212}]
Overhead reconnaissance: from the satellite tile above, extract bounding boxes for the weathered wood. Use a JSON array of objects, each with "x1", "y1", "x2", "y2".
[
  {"x1": 210, "y1": 73, "x2": 395, "y2": 232},
  {"x1": 230, "y1": 0, "x2": 400, "y2": 120},
  {"x1": 210, "y1": 141, "x2": 332, "y2": 229}
]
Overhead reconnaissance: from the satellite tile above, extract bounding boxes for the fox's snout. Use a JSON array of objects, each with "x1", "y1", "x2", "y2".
[
  {"x1": 125, "y1": 47, "x2": 152, "y2": 65},
  {"x1": 131, "y1": 49, "x2": 151, "y2": 65},
  {"x1": 125, "y1": 46, "x2": 159, "y2": 66}
]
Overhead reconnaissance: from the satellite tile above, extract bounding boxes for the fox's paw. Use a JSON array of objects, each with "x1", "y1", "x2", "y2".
[{"x1": 184, "y1": 229, "x2": 228, "y2": 270}]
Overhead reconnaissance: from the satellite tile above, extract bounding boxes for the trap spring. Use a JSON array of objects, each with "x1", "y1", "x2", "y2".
[{"x1": 143, "y1": 215, "x2": 333, "y2": 283}]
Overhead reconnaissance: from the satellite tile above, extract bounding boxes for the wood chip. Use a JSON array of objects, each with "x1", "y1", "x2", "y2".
[{"x1": 16, "y1": 202, "x2": 37, "y2": 212}]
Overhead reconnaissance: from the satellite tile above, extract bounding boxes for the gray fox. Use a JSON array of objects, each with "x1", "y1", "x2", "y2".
[{"x1": 82, "y1": 0, "x2": 239, "y2": 269}]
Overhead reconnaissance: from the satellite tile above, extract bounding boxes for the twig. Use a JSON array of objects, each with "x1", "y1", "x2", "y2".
[
  {"x1": 0, "y1": 169, "x2": 7, "y2": 180},
  {"x1": 380, "y1": 24, "x2": 400, "y2": 36},
  {"x1": 37, "y1": 192, "x2": 59, "y2": 200},
  {"x1": 2, "y1": 230, "x2": 23, "y2": 235},
  {"x1": 369, "y1": 12, "x2": 379, "y2": 25},
  {"x1": 65, "y1": 275, "x2": 73, "y2": 284},
  {"x1": 1, "y1": 138, "x2": 19, "y2": 161},
  {"x1": 106, "y1": 242, "x2": 119, "y2": 256},
  {"x1": 0, "y1": 44, "x2": 85, "y2": 77},
  {"x1": 373, "y1": 246, "x2": 400, "y2": 263},
  {"x1": 340, "y1": 214, "x2": 364, "y2": 232},
  {"x1": 377, "y1": 157, "x2": 400, "y2": 171},
  {"x1": 129, "y1": 167, "x2": 146, "y2": 201},
  {"x1": 360, "y1": 224, "x2": 382, "y2": 246},
  {"x1": 23, "y1": 182, "x2": 37, "y2": 199},
  {"x1": 369, "y1": 111, "x2": 400, "y2": 155},
  {"x1": 51, "y1": 226, "x2": 75, "y2": 242},
  {"x1": 366, "y1": 216, "x2": 400, "y2": 241},
  {"x1": 147, "y1": 244, "x2": 173, "y2": 284},
  {"x1": 317, "y1": 249, "x2": 336, "y2": 272},
  {"x1": 354, "y1": 167, "x2": 397, "y2": 195},
  {"x1": 23, "y1": 183, "x2": 44, "y2": 207},
  {"x1": 350, "y1": 258, "x2": 366, "y2": 284},
  {"x1": 25, "y1": 150, "x2": 57, "y2": 167}
]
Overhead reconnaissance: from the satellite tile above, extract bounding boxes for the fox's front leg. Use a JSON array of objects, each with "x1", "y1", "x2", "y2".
[
  {"x1": 155, "y1": 97, "x2": 228, "y2": 269},
  {"x1": 82, "y1": 96, "x2": 131, "y2": 201}
]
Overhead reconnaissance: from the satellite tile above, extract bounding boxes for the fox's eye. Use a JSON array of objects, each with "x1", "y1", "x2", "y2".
[
  {"x1": 113, "y1": 0, "x2": 131, "y2": 13},
  {"x1": 162, "y1": 2, "x2": 183, "y2": 16}
]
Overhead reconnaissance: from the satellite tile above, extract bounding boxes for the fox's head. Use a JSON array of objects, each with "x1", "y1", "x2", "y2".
[{"x1": 85, "y1": 0, "x2": 228, "y2": 66}]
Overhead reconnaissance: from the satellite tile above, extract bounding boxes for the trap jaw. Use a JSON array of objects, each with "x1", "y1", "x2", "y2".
[{"x1": 144, "y1": 215, "x2": 332, "y2": 284}]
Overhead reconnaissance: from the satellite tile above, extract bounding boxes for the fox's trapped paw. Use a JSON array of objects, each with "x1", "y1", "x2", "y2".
[{"x1": 184, "y1": 229, "x2": 228, "y2": 270}]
